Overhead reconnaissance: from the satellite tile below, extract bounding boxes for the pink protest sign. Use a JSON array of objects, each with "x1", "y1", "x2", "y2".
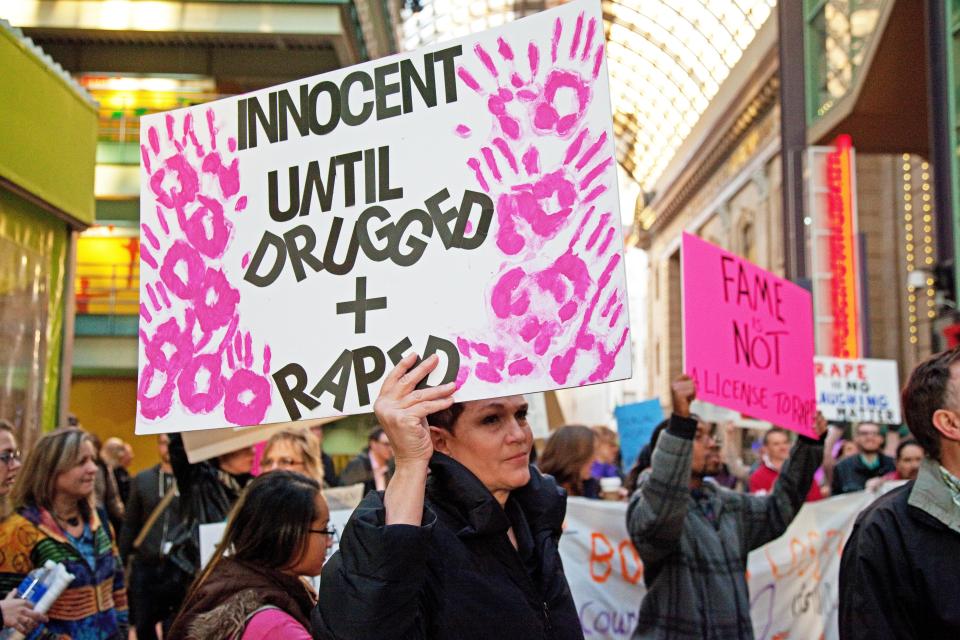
[{"x1": 682, "y1": 233, "x2": 816, "y2": 436}]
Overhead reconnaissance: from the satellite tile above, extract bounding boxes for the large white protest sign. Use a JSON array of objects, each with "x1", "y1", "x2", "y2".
[
  {"x1": 559, "y1": 490, "x2": 891, "y2": 639},
  {"x1": 814, "y1": 356, "x2": 901, "y2": 424},
  {"x1": 135, "y1": 0, "x2": 631, "y2": 434}
]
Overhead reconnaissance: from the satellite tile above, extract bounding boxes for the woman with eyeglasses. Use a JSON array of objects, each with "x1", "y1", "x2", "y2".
[
  {"x1": 0, "y1": 428, "x2": 128, "y2": 638},
  {"x1": 260, "y1": 428, "x2": 325, "y2": 486},
  {"x1": 0, "y1": 420, "x2": 48, "y2": 636},
  {"x1": 168, "y1": 471, "x2": 335, "y2": 640}
]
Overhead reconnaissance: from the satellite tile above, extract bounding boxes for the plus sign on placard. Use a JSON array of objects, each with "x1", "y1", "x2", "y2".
[{"x1": 336, "y1": 276, "x2": 388, "y2": 334}]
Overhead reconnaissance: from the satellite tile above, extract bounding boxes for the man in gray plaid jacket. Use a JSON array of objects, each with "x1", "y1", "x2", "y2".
[{"x1": 627, "y1": 376, "x2": 826, "y2": 639}]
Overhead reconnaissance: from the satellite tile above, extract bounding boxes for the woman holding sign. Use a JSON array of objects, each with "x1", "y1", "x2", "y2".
[{"x1": 313, "y1": 353, "x2": 583, "y2": 640}]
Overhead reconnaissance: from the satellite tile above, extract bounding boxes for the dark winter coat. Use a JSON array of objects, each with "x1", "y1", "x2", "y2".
[
  {"x1": 338, "y1": 450, "x2": 392, "y2": 496},
  {"x1": 169, "y1": 434, "x2": 252, "y2": 529},
  {"x1": 322, "y1": 452, "x2": 338, "y2": 488},
  {"x1": 156, "y1": 435, "x2": 253, "y2": 617},
  {"x1": 168, "y1": 557, "x2": 315, "y2": 640},
  {"x1": 838, "y1": 457, "x2": 960, "y2": 639},
  {"x1": 119, "y1": 464, "x2": 180, "y2": 564},
  {"x1": 627, "y1": 414, "x2": 823, "y2": 639},
  {"x1": 831, "y1": 453, "x2": 895, "y2": 495},
  {"x1": 313, "y1": 452, "x2": 584, "y2": 640}
]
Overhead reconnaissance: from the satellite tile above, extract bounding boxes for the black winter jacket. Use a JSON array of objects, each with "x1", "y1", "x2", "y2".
[
  {"x1": 166, "y1": 434, "x2": 252, "y2": 580},
  {"x1": 118, "y1": 464, "x2": 180, "y2": 564},
  {"x1": 839, "y1": 459, "x2": 960, "y2": 639},
  {"x1": 313, "y1": 452, "x2": 584, "y2": 640},
  {"x1": 831, "y1": 453, "x2": 894, "y2": 495}
]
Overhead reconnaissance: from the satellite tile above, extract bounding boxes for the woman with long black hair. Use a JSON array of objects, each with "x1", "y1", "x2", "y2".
[{"x1": 168, "y1": 471, "x2": 333, "y2": 640}]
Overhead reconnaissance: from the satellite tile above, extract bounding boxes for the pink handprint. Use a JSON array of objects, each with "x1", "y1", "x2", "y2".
[
  {"x1": 467, "y1": 127, "x2": 612, "y2": 255},
  {"x1": 453, "y1": 8, "x2": 628, "y2": 389},
  {"x1": 456, "y1": 10, "x2": 603, "y2": 141},
  {"x1": 222, "y1": 330, "x2": 272, "y2": 425},
  {"x1": 138, "y1": 107, "x2": 270, "y2": 427},
  {"x1": 458, "y1": 205, "x2": 626, "y2": 385}
]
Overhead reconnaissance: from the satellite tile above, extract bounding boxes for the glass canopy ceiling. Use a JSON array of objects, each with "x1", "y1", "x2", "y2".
[{"x1": 400, "y1": 0, "x2": 777, "y2": 193}]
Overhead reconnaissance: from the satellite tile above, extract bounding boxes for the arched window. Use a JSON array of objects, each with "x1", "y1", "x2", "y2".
[{"x1": 740, "y1": 220, "x2": 756, "y2": 263}]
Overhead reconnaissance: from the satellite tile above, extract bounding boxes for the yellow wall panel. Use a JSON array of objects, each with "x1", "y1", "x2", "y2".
[{"x1": 70, "y1": 376, "x2": 160, "y2": 473}]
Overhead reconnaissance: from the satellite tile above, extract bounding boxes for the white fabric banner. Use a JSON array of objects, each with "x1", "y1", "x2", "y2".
[{"x1": 559, "y1": 490, "x2": 892, "y2": 639}]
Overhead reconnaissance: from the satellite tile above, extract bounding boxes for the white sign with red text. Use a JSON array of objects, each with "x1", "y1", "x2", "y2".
[{"x1": 814, "y1": 356, "x2": 901, "y2": 424}]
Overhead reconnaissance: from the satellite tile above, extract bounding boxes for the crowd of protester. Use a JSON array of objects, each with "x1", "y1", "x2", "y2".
[{"x1": 0, "y1": 345, "x2": 958, "y2": 638}]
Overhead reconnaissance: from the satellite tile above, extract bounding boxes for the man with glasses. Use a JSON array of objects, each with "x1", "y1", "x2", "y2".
[
  {"x1": 339, "y1": 427, "x2": 394, "y2": 496},
  {"x1": 626, "y1": 375, "x2": 826, "y2": 639},
  {"x1": 831, "y1": 422, "x2": 895, "y2": 495}
]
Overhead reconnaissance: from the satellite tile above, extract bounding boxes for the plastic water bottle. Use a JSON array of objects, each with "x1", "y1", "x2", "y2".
[
  {"x1": 13, "y1": 561, "x2": 54, "y2": 602},
  {"x1": 0, "y1": 561, "x2": 75, "y2": 640}
]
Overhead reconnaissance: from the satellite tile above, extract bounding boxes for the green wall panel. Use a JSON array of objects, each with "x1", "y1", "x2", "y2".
[{"x1": 0, "y1": 28, "x2": 97, "y2": 224}]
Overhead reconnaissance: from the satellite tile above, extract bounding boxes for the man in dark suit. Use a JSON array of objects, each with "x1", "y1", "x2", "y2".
[
  {"x1": 119, "y1": 435, "x2": 181, "y2": 640},
  {"x1": 339, "y1": 427, "x2": 394, "y2": 495}
]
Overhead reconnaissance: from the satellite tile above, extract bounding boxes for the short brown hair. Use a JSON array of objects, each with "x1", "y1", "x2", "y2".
[
  {"x1": 428, "y1": 403, "x2": 466, "y2": 432},
  {"x1": 592, "y1": 425, "x2": 618, "y2": 446},
  {"x1": 763, "y1": 427, "x2": 790, "y2": 447},
  {"x1": 901, "y1": 347, "x2": 960, "y2": 461},
  {"x1": 539, "y1": 425, "x2": 596, "y2": 497}
]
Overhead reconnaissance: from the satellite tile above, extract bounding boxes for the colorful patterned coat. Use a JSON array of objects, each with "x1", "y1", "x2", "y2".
[{"x1": 0, "y1": 505, "x2": 128, "y2": 640}]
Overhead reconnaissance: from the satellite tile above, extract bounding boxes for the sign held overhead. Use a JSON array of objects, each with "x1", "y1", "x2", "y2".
[
  {"x1": 136, "y1": 0, "x2": 632, "y2": 434},
  {"x1": 815, "y1": 356, "x2": 901, "y2": 425},
  {"x1": 682, "y1": 233, "x2": 816, "y2": 437}
]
